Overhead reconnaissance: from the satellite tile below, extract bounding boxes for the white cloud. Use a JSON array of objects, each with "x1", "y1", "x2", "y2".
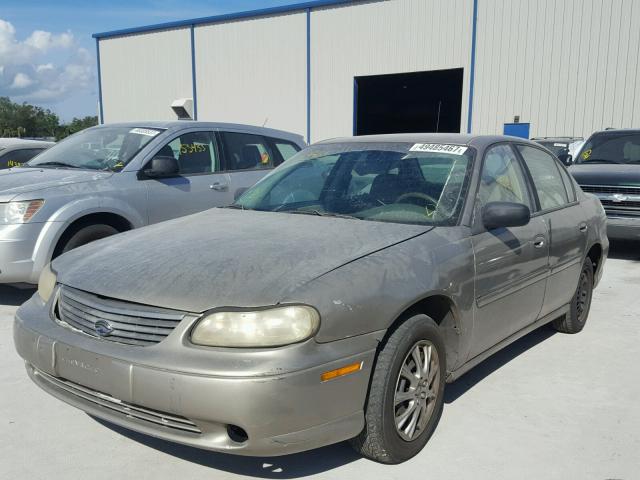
[
  {"x1": 0, "y1": 18, "x2": 93, "y2": 106},
  {"x1": 10, "y1": 72, "x2": 33, "y2": 89}
]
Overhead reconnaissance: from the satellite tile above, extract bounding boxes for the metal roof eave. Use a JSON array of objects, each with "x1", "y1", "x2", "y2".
[{"x1": 92, "y1": 0, "x2": 359, "y2": 39}]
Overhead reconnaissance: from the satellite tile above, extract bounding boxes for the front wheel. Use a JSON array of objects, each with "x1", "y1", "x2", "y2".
[
  {"x1": 552, "y1": 257, "x2": 594, "y2": 334},
  {"x1": 350, "y1": 314, "x2": 446, "y2": 463}
]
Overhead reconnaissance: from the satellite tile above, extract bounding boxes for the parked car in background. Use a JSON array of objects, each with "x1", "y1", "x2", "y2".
[
  {"x1": 0, "y1": 122, "x2": 304, "y2": 284},
  {"x1": 531, "y1": 136, "x2": 583, "y2": 166},
  {"x1": 0, "y1": 138, "x2": 54, "y2": 169},
  {"x1": 15, "y1": 134, "x2": 607, "y2": 463},
  {"x1": 569, "y1": 128, "x2": 640, "y2": 240}
]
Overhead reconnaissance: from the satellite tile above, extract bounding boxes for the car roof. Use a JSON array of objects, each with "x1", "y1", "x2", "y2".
[
  {"x1": 590, "y1": 128, "x2": 640, "y2": 135},
  {"x1": 91, "y1": 121, "x2": 305, "y2": 145},
  {"x1": 315, "y1": 133, "x2": 541, "y2": 149},
  {"x1": 0, "y1": 138, "x2": 55, "y2": 148}
]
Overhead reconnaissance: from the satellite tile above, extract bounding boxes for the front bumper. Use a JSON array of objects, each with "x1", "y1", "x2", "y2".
[
  {"x1": 0, "y1": 222, "x2": 46, "y2": 283},
  {"x1": 13, "y1": 294, "x2": 378, "y2": 456},
  {"x1": 606, "y1": 216, "x2": 640, "y2": 240}
]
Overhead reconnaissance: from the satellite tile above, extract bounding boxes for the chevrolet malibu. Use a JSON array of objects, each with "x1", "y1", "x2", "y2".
[{"x1": 14, "y1": 134, "x2": 608, "y2": 463}]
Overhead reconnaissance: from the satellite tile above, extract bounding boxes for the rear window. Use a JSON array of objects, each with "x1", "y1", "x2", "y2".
[{"x1": 577, "y1": 132, "x2": 640, "y2": 165}]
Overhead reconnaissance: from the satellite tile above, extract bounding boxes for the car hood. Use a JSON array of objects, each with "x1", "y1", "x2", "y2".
[
  {"x1": 0, "y1": 167, "x2": 110, "y2": 201},
  {"x1": 569, "y1": 164, "x2": 640, "y2": 187},
  {"x1": 54, "y1": 208, "x2": 432, "y2": 312}
]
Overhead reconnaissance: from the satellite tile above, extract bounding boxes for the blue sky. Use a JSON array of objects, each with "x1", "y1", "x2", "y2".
[{"x1": 0, "y1": 0, "x2": 295, "y2": 121}]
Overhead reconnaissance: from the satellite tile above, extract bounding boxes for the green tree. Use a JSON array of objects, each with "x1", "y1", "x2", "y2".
[{"x1": 0, "y1": 97, "x2": 97, "y2": 140}]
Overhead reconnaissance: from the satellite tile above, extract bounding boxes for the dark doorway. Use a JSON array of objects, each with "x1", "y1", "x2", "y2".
[{"x1": 354, "y1": 68, "x2": 464, "y2": 136}]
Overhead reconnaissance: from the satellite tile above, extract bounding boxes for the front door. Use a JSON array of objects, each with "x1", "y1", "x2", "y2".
[
  {"x1": 144, "y1": 130, "x2": 234, "y2": 225},
  {"x1": 470, "y1": 144, "x2": 549, "y2": 359}
]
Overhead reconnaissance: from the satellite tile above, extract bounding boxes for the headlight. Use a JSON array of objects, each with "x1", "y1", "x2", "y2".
[
  {"x1": 37, "y1": 263, "x2": 57, "y2": 303},
  {"x1": 191, "y1": 305, "x2": 320, "y2": 347},
  {"x1": 0, "y1": 200, "x2": 44, "y2": 224}
]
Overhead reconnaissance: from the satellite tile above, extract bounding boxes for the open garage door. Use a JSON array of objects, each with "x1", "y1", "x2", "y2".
[{"x1": 354, "y1": 68, "x2": 464, "y2": 136}]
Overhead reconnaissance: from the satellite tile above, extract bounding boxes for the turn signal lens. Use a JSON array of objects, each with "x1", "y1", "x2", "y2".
[{"x1": 321, "y1": 362, "x2": 363, "y2": 382}]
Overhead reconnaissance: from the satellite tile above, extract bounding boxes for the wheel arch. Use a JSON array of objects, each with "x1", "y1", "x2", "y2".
[{"x1": 380, "y1": 292, "x2": 463, "y2": 377}]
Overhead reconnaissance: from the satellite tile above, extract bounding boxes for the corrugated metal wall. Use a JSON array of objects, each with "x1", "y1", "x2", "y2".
[
  {"x1": 310, "y1": 0, "x2": 474, "y2": 142},
  {"x1": 472, "y1": 0, "x2": 640, "y2": 138},
  {"x1": 96, "y1": 0, "x2": 640, "y2": 140},
  {"x1": 99, "y1": 28, "x2": 193, "y2": 122},
  {"x1": 194, "y1": 13, "x2": 307, "y2": 137}
]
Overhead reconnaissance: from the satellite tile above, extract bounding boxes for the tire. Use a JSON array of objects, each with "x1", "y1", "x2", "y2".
[
  {"x1": 552, "y1": 257, "x2": 594, "y2": 334},
  {"x1": 350, "y1": 314, "x2": 446, "y2": 464},
  {"x1": 54, "y1": 224, "x2": 119, "y2": 258}
]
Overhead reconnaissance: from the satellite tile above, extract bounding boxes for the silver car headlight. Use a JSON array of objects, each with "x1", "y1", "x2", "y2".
[
  {"x1": 0, "y1": 200, "x2": 45, "y2": 224},
  {"x1": 37, "y1": 263, "x2": 57, "y2": 303},
  {"x1": 191, "y1": 305, "x2": 320, "y2": 348}
]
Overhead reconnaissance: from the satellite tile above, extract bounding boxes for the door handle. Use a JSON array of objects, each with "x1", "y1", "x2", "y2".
[
  {"x1": 533, "y1": 236, "x2": 546, "y2": 248},
  {"x1": 210, "y1": 182, "x2": 229, "y2": 191},
  {"x1": 579, "y1": 223, "x2": 588, "y2": 233}
]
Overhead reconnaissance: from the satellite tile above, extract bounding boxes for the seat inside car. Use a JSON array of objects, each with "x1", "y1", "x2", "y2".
[{"x1": 236, "y1": 145, "x2": 261, "y2": 170}]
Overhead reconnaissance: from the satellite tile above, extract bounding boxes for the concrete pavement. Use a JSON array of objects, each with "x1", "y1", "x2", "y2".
[{"x1": 1, "y1": 242, "x2": 638, "y2": 479}]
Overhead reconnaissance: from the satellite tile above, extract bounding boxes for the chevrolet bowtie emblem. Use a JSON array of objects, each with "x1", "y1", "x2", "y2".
[{"x1": 612, "y1": 193, "x2": 628, "y2": 202}]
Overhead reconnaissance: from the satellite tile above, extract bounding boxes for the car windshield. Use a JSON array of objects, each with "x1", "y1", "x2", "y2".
[
  {"x1": 576, "y1": 132, "x2": 640, "y2": 165},
  {"x1": 234, "y1": 142, "x2": 475, "y2": 226},
  {"x1": 537, "y1": 141, "x2": 570, "y2": 156},
  {"x1": 25, "y1": 126, "x2": 163, "y2": 171}
]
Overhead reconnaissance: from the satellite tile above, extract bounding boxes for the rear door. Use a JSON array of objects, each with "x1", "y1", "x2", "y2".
[
  {"x1": 144, "y1": 130, "x2": 234, "y2": 224},
  {"x1": 218, "y1": 131, "x2": 288, "y2": 200},
  {"x1": 470, "y1": 144, "x2": 549, "y2": 358},
  {"x1": 516, "y1": 144, "x2": 587, "y2": 316}
]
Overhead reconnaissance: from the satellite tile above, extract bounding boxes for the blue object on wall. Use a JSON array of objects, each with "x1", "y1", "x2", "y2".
[{"x1": 503, "y1": 123, "x2": 530, "y2": 138}]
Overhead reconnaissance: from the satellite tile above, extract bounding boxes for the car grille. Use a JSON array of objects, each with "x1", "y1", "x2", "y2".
[
  {"x1": 56, "y1": 286, "x2": 186, "y2": 346},
  {"x1": 580, "y1": 184, "x2": 640, "y2": 216},
  {"x1": 32, "y1": 367, "x2": 201, "y2": 434}
]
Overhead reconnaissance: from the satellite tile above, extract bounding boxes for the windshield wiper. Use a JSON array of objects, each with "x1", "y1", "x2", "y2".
[
  {"x1": 286, "y1": 209, "x2": 361, "y2": 220},
  {"x1": 31, "y1": 161, "x2": 81, "y2": 169},
  {"x1": 579, "y1": 159, "x2": 621, "y2": 164}
]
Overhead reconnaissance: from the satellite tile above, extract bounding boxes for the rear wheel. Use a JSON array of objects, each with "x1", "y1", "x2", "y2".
[
  {"x1": 552, "y1": 258, "x2": 594, "y2": 334},
  {"x1": 350, "y1": 314, "x2": 446, "y2": 464},
  {"x1": 54, "y1": 224, "x2": 119, "y2": 258}
]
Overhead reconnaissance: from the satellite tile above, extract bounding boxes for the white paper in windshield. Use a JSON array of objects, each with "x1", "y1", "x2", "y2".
[
  {"x1": 130, "y1": 128, "x2": 160, "y2": 137},
  {"x1": 409, "y1": 143, "x2": 468, "y2": 155}
]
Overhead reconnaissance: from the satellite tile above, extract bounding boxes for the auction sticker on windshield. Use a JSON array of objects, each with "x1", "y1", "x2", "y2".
[
  {"x1": 409, "y1": 143, "x2": 468, "y2": 155},
  {"x1": 130, "y1": 128, "x2": 160, "y2": 137}
]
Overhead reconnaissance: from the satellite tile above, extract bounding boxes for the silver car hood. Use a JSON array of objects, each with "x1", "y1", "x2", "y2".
[
  {"x1": 54, "y1": 208, "x2": 432, "y2": 312},
  {"x1": 0, "y1": 167, "x2": 111, "y2": 201}
]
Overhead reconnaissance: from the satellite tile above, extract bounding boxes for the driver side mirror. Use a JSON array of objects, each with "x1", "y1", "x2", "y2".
[
  {"x1": 482, "y1": 202, "x2": 530, "y2": 230},
  {"x1": 143, "y1": 156, "x2": 179, "y2": 178}
]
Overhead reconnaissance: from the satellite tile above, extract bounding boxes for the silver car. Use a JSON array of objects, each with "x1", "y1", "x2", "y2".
[
  {"x1": 0, "y1": 122, "x2": 304, "y2": 284},
  {"x1": 14, "y1": 134, "x2": 608, "y2": 463},
  {"x1": 0, "y1": 138, "x2": 54, "y2": 169}
]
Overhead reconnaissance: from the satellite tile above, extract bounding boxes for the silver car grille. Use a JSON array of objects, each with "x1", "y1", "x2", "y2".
[
  {"x1": 580, "y1": 184, "x2": 640, "y2": 216},
  {"x1": 56, "y1": 286, "x2": 186, "y2": 346},
  {"x1": 33, "y1": 368, "x2": 201, "y2": 434}
]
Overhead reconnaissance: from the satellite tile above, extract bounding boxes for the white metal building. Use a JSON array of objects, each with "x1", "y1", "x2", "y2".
[{"x1": 94, "y1": 0, "x2": 640, "y2": 143}]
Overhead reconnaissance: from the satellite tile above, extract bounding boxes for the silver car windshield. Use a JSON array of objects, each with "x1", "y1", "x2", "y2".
[
  {"x1": 235, "y1": 142, "x2": 475, "y2": 226},
  {"x1": 26, "y1": 126, "x2": 163, "y2": 171}
]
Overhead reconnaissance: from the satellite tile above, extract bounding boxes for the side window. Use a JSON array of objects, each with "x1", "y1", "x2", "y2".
[
  {"x1": 557, "y1": 164, "x2": 577, "y2": 202},
  {"x1": 221, "y1": 132, "x2": 276, "y2": 171},
  {"x1": 157, "y1": 131, "x2": 217, "y2": 175},
  {"x1": 1, "y1": 148, "x2": 44, "y2": 168},
  {"x1": 272, "y1": 140, "x2": 300, "y2": 163},
  {"x1": 478, "y1": 144, "x2": 532, "y2": 209},
  {"x1": 517, "y1": 145, "x2": 569, "y2": 210}
]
